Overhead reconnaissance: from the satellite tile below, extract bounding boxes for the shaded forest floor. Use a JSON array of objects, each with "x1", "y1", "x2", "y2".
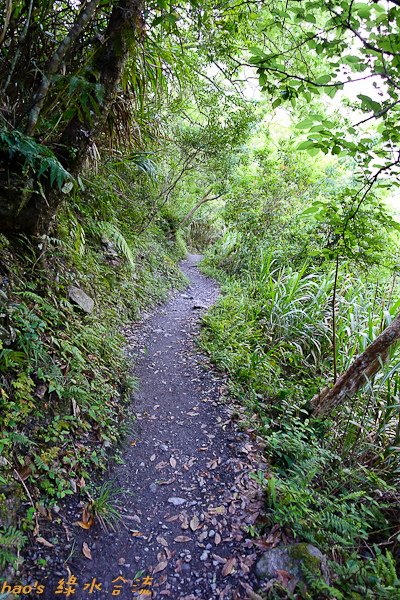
[{"x1": 20, "y1": 254, "x2": 267, "y2": 599}]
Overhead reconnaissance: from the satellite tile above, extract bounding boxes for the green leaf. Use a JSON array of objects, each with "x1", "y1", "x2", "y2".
[
  {"x1": 342, "y1": 55, "x2": 362, "y2": 64},
  {"x1": 315, "y1": 74, "x2": 332, "y2": 85},
  {"x1": 297, "y1": 140, "x2": 314, "y2": 150},
  {"x1": 307, "y1": 147, "x2": 321, "y2": 156},
  {"x1": 295, "y1": 119, "x2": 315, "y2": 129},
  {"x1": 354, "y1": 3, "x2": 372, "y2": 18},
  {"x1": 357, "y1": 94, "x2": 381, "y2": 113}
]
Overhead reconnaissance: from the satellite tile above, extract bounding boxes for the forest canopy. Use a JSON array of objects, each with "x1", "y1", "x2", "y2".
[
  {"x1": 1, "y1": 0, "x2": 400, "y2": 234},
  {"x1": 1, "y1": 0, "x2": 400, "y2": 597}
]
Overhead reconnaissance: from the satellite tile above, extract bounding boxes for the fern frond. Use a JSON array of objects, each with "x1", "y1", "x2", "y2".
[
  {"x1": 89, "y1": 221, "x2": 135, "y2": 270},
  {"x1": 0, "y1": 127, "x2": 71, "y2": 189}
]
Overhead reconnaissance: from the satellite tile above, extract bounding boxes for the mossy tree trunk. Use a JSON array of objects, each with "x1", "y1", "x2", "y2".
[{"x1": 0, "y1": 0, "x2": 143, "y2": 236}]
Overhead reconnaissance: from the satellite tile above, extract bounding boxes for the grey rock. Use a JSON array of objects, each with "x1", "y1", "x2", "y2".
[
  {"x1": 149, "y1": 483, "x2": 157, "y2": 493},
  {"x1": 167, "y1": 497, "x2": 186, "y2": 506},
  {"x1": 68, "y1": 286, "x2": 94, "y2": 313},
  {"x1": 101, "y1": 239, "x2": 119, "y2": 258},
  {"x1": 255, "y1": 543, "x2": 329, "y2": 586}
]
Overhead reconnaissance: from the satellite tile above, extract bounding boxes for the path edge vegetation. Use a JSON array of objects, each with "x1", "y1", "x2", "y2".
[
  {"x1": 0, "y1": 162, "x2": 189, "y2": 583},
  {"x1": 199, "y1": 249, "x2": 400, "y2": 598}
]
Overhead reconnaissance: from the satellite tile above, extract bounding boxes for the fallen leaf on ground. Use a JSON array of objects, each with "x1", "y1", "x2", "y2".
[
  {"x1": 131, "y1": 530, "x2": 144, "y2": 537},
  {"x1": 198, "y1": 531, "x2": 208, "y2": 542},
  {"x1": 74, "y1": 517, "x2": 94, "y2": 530},
  {"x1": 17, "y1": 465, "x2": 32, "y2": 481},
  {"x1": 208, "y1": 505, "x2": 226, "y2": 515},
  {"x1": 75, "y1": 506, "x2": 94, "y2": 530},
  {"x1": 153, "y1": 561, "x2": 168, "y2": 574},
  {"x1": 180, "y1": 515, "x2": 189, "y2": 530},
  {"x1": 36, "y1": 536, "x2": 54, "y2": 548},
  {"x1": 158, "y1": 477, "x2": 175, "y2": 485},
  {"x1": 82, "y1": 542, "x2": 92, "y2": 560},
  {"x1": 169, "y1": 457, "x2": 177, "y2": 468},
  {"x1": 222, "y1": 557, "x2": 236, "y2": 577},
  {"x1": 240, "y1": 582, "x2": 264, "y2": 600},
  {"x1": 155, "y1": 461, "x2": 168, "y2": 470},
  {"x1": 215, "y1": 532, "x2": 221, "y2": 545},
  {"x1": 276, "y1": 569, "x2": 297, "y2": 591},
  {"x1": 174, "y1": 535, "x2": 191, "y2": 543},
  {"x1": 183, "y1": 457, "x2": 196, "y2": 471},
  {"x1": 212, "y1": 554, "x2": 226, "y2": 564},
  {"x1": 165, "y1": 548, "x2": 173, "y2": 560},
  {"x1": 37, "y1": 505, "x2": 47, "y2": 518},
  {"x1": 166, "y1": 515, "x2": 179, "y2": 522},
  {"x1": 157, "y1": 550, "x2": 166, "y2": 562},
  {"x1": 156, "y1": 536, "x2": 168, "y2": 547},
  {"x1": 190, "y1": 515, "x2": 199, "y2": 531},
  {"x1": 207, "y1": 458, "x2": 221, "y2": 469}
]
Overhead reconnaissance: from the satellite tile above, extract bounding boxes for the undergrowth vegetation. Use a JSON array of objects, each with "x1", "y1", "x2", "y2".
[
  {"x1": 200, "y1": 130, "x2": 400, "y2": 598},
  {"x1": 0, "y1": 160, "x2": 187, "y2": 574}
]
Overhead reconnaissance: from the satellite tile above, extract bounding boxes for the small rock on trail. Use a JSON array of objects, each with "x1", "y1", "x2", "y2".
[{"x1": 27, "y1": 254, "x2": 265, "y2": 599}]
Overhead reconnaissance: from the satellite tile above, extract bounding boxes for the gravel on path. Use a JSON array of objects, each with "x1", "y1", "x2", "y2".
[{"x1": 24, "y1": 254, "x2": 266, "y2": 600}]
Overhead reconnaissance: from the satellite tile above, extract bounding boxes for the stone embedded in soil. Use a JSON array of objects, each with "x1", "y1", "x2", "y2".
[
  {"x1": 68, "y1": 286, "x2": 94, "y2": 313},
  {"x1": 168, "y1": 497, "x2": 187, "y2": 506},
  {"x1": 255, "y1": 543, "x2": 329, "y2": 586}
]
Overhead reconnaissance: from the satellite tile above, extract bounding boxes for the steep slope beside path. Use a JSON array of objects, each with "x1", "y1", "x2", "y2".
[{"x1": 33, "y1": 254, "x2": 265, "y2": 599}]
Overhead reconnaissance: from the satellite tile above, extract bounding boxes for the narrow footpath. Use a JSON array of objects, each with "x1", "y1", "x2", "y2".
[{"x1": 35, "y1": 254, "x2": 265, "y2": 600}]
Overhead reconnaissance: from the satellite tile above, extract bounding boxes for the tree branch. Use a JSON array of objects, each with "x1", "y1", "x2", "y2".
[
  {"x1": 179, "y1": 189, "x2": 223, "y2": 226},
  {"x1": 0, "y1": 0, "x2": 12, "y2": 45},
  {"x1": 26, "y1": 0, "x2": 100, "y2": 134},
  {"x1": 311, "y1": 312, "x2": 400, "y2": 416},
  {"x1": 353, "y1": 100, "x2": 400, "y2": 127}
]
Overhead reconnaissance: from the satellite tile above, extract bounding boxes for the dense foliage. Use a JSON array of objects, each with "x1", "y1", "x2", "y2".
[
  {"x1": 200, "y1": 123, "x2": 400, "y2": 597},
  {"x1": 1, "y1": 0, "x2": 400, "y2": 596}
]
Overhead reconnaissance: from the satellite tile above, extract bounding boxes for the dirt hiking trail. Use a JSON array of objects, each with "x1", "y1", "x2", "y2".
[{"x1": 34, "y1": 254, "x2": 265, "y2": 600}]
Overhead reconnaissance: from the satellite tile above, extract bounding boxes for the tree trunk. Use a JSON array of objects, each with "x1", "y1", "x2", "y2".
[
  {"x1": 0, "y1": 0, "x2": 143, "y2": 236},
  {"x1": 310, "y1": 312, "x2": 400, "y2": 416},
  {"x1": 179, "y1": 189, "x2": 223, "y2": 226}
]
